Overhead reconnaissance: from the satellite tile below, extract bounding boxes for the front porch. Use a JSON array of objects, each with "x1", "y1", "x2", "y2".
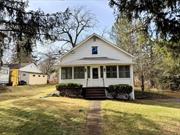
[
  {"x1": 59, "y1": 64, "x2": 134, "y2": 99},
  {"x1": 59, "y1": 64, "x2": 133, "y2": 88}
]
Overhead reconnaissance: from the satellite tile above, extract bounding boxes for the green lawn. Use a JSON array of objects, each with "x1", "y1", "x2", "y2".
[
  {"x1": 1, "y1": 85, "x2": 180, "y2": 135},
  {"x1": 0, "y1": 85, "x2": 89, "y2": 135},
  {"x1": 102, "y1": 99, "x2": 180, "y2": 135}
]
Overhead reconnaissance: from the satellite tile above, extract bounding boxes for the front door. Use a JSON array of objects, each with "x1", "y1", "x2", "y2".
[{"x1": 92, "y1": 68, "x2": 98, "y2": 79}]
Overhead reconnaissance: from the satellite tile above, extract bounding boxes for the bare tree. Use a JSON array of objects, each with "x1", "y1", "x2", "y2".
[
  {"x1": 39, "y1": 54, "x2": 56, "y2": 76},
  {"x1": 38, "y1": 47, "x2": 61, "y2": 77},
  {"x1": 54, "y1": 7, "x2": 96, "y2": 47}
]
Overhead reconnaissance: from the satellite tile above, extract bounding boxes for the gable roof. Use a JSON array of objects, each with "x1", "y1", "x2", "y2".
[
  {"x1": 60, "y1": 33, "x2": 134, "y2": 60},
  {"x1": 19, "y1": 63, "x2": 42, "y2": 74}
]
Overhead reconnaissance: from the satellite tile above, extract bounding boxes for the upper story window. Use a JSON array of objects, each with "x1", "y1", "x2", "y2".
[{"x1": 92, "y1": 46, "x2": 98, "y2": 54}]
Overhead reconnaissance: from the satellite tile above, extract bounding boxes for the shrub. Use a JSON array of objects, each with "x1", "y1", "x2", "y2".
[
  {"x1": 56, "y1": 83, "x2": 82, "y2": 90},
  {"x1": 107, "y1": 84, "x2": 133, "y2": 99},
  {"x1": 56, "y1": 83, "x2": 83, "y2": 97}
]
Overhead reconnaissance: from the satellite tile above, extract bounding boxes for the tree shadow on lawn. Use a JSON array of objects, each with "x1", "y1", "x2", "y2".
[
  {"x1": 134, "y1": 90, "x2": 172, "y2": 99},
  {"x1": 133, "y1": 99, "x2": 180, "y2": 109},
  {"x1": 0, "y1": 106, "x2": 86, "y2": 135},
  {"x1": 102, "y1": 108, "x2": 169, "y2": 135}
]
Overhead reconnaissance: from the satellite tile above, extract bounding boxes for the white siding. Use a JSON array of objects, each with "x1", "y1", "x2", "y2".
[
  {"x1": 0, "y1": 67, "x2": 9, "y2": 84},
  {"x1": 28, "y1": 74, "x2": 47, "y2": 85},
  {"x1": 61, "y1": 37, "x2": 133, "y2": 64},
  {"x1": 19, "y1": 72, "x2": 29, "y2": 84}
]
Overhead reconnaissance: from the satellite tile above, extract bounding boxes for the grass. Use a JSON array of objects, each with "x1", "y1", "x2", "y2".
[
  {"x1": 1, "y1": 85, "x2": 180, "y2": 135},
  {"x1": 0, "y1": 85, "x2": 89, "y2": 135},
  {"x1": 101, "y1": 99, "x2": 180, "y2": 135},
  {"x1": 135, "y1": 87, "x2": 180, "y2": 99}
]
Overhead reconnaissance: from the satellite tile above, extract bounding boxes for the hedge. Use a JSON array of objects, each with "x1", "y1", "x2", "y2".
[
  {"x1": 107, "y1": 84, "x2": 133, "y2": 99},
  {"x1": 56, "y1": 83, "x2": 83, "y2": 97},
  {"x1": 56, "y1": 83, "x2": 82, "y2": 90}
]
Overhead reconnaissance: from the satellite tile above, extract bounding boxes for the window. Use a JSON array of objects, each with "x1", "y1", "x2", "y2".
[
  {"x1": 43, "y1": 75, "x2": 45, "y2": 77},
  {"x1": 100, "y1": 66, "x2": 103, "y2": 78},
  {"x1": 87, "y1": 66, "x2": 90, "y2": 78},
  {"x1": 33, "y1": 75, "x2": 36, "y2": 77},
  {"x1": 38, "y1": 75, "x2": 41, "y2": 77},
  {"x1": 92, "y1": 46, "x2": 98, "y2": 54},
  {"x1": 119, "y1": 66, "x2": 130, "y2": 78},
  {"x1": 23, "y1": 73, "x2": 26, "y2": 76},
  {"x1": 106, "y1": 66, "x2": 117, "y2": 78},
  {"x1": 74, "y1": 67, "x2": 85, "y2": 79},
  {"x1": 61, "y1": 67, "x2": 72, "y2": 79}
]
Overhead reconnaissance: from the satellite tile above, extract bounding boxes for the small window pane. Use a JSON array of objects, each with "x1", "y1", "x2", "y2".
[
  {"x1": 119, "y1": 66, "x2": 130, "y2": 78},
  {"x1": 92, "y1": 46, "x2": 98, "y2": 54},
  {"x1": 61, "y1": 67, "x2": 72, "y2": 79},
  {"x1": 106, "y1": 66, "x2": 117, "y2": 78},
  {"x1": 74, "y1": 67, "x2": 85, "y2": 79}
]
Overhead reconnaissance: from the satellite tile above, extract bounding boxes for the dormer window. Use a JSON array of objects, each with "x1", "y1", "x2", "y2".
[{"x1": 92, "y1": 46, "x2": 98, "y2": 54}]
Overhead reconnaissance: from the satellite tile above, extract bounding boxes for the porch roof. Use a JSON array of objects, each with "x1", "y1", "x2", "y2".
[{"x1": 60, "y1": 57, "x2": 134, "y2": 66}]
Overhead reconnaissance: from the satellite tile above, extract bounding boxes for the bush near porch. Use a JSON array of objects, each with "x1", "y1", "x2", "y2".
[
  {"x1": 56, "y1": 83, "x2": 83, "y2": 97},
  {"x1": 107, "y1": 84, "x2": 133, "y2": 99}
]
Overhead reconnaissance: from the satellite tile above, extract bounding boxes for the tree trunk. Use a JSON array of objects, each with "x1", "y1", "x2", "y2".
[{"x1": 141, "y1": 74, "x2": 144, "y2": 94}]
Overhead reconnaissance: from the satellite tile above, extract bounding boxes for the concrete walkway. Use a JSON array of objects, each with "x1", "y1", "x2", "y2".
[{"x1": 86, "y1": 101, "x2": 102, "y2": 135}]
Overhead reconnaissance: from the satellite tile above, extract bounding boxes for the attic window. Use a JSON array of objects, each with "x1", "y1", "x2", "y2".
[{"x1": 92, "y1": 46, "x2": 98, "y2": 54}]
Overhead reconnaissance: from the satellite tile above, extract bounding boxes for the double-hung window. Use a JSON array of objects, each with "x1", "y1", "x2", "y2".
[
  {"x1": 92, "y1": 46, "x2": 98, "y2": 54},
  {"x1": 119, "y1": 66, "x2": 130, "y2": 78},
  {"x1": 74, "y1": 66, "x2": 85, "y2": 79},
  {"x1": 61, "y1": 67, "x2": 72, "y2": 79},
  {"x1": 106, "y1": 66, "x2": 117, "y2": 78}
]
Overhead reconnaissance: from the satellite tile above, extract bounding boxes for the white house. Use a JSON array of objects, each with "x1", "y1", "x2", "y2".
[
  {"x1": 59, "y1": 33, "x2": 134, "y2": 99},
  {"x1": 0, "y1": 66, "x2": 10, "y2": 84},
  {"x1": 19, "y1": 63, "x2": 47, "y2": 85}
]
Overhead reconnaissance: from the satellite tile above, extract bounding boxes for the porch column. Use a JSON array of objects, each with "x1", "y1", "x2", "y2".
[
  {"x1": 85, "y1": 66, "x2": 87, "y2": 79},
  {"x1": 90, "y1": 66, "x2": 92, "y2": 79},
  {"x1": 117, "y1": 65, "x2": 119, "y2": 78},
  {"x1": 103, "y1": 66, "x2": 106, "y2": 79},
  {"x1": 59, "y1": 67, "x2": 61, "y2": 83},
  {"x1": 72, "y1": 66, "x2": 74, "y2": 79}
]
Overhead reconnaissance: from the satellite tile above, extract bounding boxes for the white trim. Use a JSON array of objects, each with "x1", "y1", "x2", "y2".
[{"x1": 60, "y1": 33, "x2": 134, "y2": 61}]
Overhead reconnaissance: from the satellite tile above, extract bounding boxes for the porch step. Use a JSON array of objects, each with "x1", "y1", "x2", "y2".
[{"x1": 84, "y1": 87, "x2": 107, "y2": 99}]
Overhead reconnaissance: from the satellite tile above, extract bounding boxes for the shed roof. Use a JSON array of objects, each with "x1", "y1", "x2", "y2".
[{"x1": 19, "y1": 63, "x2": 42, "y2": 73}]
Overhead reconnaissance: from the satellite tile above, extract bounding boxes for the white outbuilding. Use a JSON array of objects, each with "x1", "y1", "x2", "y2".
[{"x1": 19, "y1": 63, "x2": 47, "y2": 85}]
